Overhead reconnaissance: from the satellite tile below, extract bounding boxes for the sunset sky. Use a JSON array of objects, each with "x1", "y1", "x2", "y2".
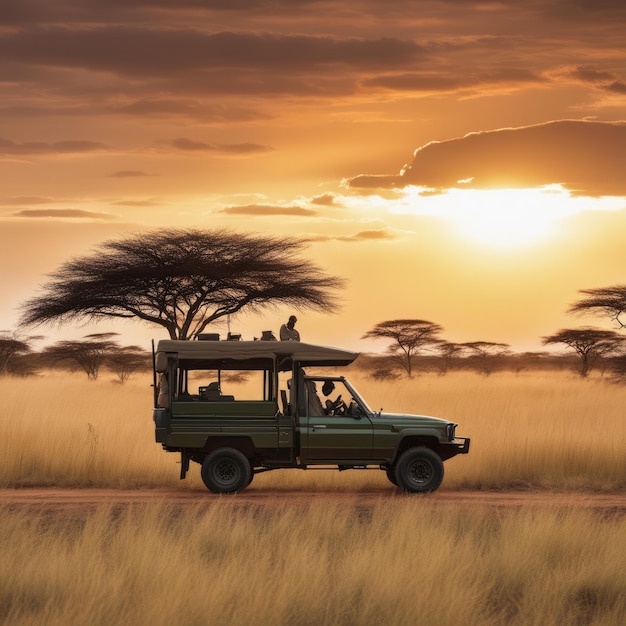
[{"x1": 2, "y1": 0, "x2": 626, "y2": 353}]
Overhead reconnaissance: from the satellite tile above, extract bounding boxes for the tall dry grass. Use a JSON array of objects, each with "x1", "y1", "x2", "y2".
[
  {"x1": 1, "y1": 500, "x2": 624, "y2": 625},
  {"x1": 1, "y1": 369, "x2": 625, "y2": 491}
]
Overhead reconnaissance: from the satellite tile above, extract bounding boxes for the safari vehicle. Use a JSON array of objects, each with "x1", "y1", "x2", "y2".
[{"x1": 152, "y1": 338, "x2": 470, "y2": 494}]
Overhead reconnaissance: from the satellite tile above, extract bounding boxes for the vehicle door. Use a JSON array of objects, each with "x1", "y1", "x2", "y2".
[{"x1": 300, "y1": 378, "x2": 374, "y2": 462}]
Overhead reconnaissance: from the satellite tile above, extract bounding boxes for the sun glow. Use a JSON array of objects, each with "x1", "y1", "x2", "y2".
[{"x1": 391, "y1": 185, "x2": 625, "y2": 249}]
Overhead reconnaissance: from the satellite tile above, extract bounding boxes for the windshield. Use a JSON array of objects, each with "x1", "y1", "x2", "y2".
[{"x1": 302, "y1": 376, "x2": 372, "y2": 416}]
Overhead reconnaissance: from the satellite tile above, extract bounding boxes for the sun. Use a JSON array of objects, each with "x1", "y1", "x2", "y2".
[
  {"x1": 441, "y1": 187, "x2": 563, "y2": 248},
  {"x1": 393, "y1": 185, "x2": 624, "y2": 249}
]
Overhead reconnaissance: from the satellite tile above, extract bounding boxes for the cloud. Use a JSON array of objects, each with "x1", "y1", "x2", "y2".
[
  {"x1": 112, "y1": 99, "x2": 267, "y2": 121},
  {"x1": 311, "y1": 192, "x2": 341, "y2": 206},
  {"x1": 220, "y1": 204, "x2": 318, "y2": 217},
  {"x1": 108, "y1": 170, "x2": 152, "y2": 178},
  {"x1": 363, "y1": 68, "x2": 543, "y2": 93},
  {"x1": 0, "y1": 27, "x2": 425, "y2": 76},
  {"x1": 12, "y1": 209, "x2": 116, "y2": 220},
  {"x1": 0, "y1": 138, "x2": 109, "y2": 156},
  {"x1": 110, "y1": 200, "x2": 162, "y2": 207},
  {"x1": 348, "y1": 120, "x2": 626, "y2": 197},
  {"x1": 304, "y1": 228, "x2": 396, "y2": 243},
  {"x1": 169, "y1": 138, "x2": 273, "y2": 154},
  {"x1": 0, "y1": 196, "x2": 57, "y2": 206}
]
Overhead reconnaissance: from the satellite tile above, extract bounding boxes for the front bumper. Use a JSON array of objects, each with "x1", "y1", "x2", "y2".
[
  {"x1": 439, "y1": 437, "x2": 471, "y2": 460},
  {"x1": 454, "y1": 437, "x2": 471, "y2": 454}
]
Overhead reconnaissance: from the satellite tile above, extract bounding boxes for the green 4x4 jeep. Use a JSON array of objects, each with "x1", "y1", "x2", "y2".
[{"x1": 153, "y1": 339, "x2": 470, "y2": 493}]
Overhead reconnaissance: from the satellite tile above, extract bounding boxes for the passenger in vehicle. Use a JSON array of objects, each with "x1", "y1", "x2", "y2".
[
  {"x1": 321, "y1": 380, "x2": 345, "y2": 415},
  {"x1": 157, "y1": 373, "x2": 169, "y2": 408},
  {"x1": 305, "y1": 380, "x2": 324, "y2": 416}
]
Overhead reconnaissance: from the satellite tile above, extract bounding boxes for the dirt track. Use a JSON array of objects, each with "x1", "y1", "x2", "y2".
[{"x1": 2, "y1": 488, "x2": 625, "y2": 514}]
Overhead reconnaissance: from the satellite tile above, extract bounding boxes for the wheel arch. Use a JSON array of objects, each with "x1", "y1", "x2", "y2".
[
  {"x1": 393, "y1": 432, "x2": 442, "y2": 464},
  {"x1": 202, "y1": 436, "x2": 256, "y2": 461}
]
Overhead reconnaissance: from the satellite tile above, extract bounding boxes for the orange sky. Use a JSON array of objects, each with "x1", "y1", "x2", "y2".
[{"x1": 1, "y1": 1, "x2": 626, "y2": 352}]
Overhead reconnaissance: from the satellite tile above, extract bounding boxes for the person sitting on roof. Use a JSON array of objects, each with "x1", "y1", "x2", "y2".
[{"x1": 280, "y1": 315, "x2": 300, "y2": 341}]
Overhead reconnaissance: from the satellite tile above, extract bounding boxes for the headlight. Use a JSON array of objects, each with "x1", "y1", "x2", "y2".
[{"x1": 446, "y1": 423, "x2": 457, "y2": 441}]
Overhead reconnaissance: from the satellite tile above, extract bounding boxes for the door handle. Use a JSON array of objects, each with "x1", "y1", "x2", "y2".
[{"x1": 312, "y1": 424, "x2": 326, "y2": 429}]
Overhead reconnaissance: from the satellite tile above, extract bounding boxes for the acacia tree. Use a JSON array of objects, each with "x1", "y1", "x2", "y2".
[
  {"x1": 541, "y1": 328, "x2": 624, "y2": 377},
  {"x1": 0, "y1": 332, "x2": 41, "y2": 375},
  {"x1": 361, "y1": 319, "x2": 443, "y2": 377},
  {"x1": 42, "y1": 333, "x2": 121, "y2": 380},
  {"x1": 569, "y1": 286, "x2": 626, "y2": 328},
  {"x1": 107, "y1": 345, "x2": 149, "y2": 383},
  {"x1": 436, "y1": 342, "x2": 468, "y2": 374},
  {"x1": 20, "y1": 229, "x2": 343, "y2": 340},
  {"x1": 463, "y1": 341, "x2": 510, "y2": 376}
]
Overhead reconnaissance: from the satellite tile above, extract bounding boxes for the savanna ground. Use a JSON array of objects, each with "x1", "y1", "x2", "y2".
[{"x1": 1, "y1": 370, "x2": 625, "y2": 624}]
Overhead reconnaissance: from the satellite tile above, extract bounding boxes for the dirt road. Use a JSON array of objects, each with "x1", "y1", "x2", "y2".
[{"x1": 2, "y1": 488, "x2": 625, "y2": 514}]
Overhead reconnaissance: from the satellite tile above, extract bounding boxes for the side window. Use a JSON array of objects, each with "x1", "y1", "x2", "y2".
[{"x1": 304, "y1": 379, "x2": 351, "y2": 416}]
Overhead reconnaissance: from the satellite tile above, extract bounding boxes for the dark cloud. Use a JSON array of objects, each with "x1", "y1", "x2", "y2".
[
  {"x1": 0, "y1": 27, "x2": 425, "y2": 76},
  {"x1": 12, "y1": 209, "x2": 116, "y2": 220},
  {"x1": 169, "y1": 138, "x2": 273, "y2": 154},
  {"x1": 605, "y1": 81, "x2": 626, "y2": 94},
  {"x1": 348, "y1": 120, "x2": 626, "y2": 197},
  {"x1": 0, "y1": 2, "x2": 623, "y2": 109},
  {"x1": 113, "y1": 99, "x2": 266, "y2": 121},
  {"x1": 220, "y1": 204, "x2": 318, "y2": 216},
  {"x1": 364, "y1": 68, "x2": 543, "y2": 93},
  {"x1": 0, "y1": 138, "x2": 109, "y2": 156}
]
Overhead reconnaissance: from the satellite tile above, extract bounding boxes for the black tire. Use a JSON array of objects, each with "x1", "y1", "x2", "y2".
[
  {"x1": 395, "y1": 447, "x2": 444, "y2": 493},
  {"x1": 201, "y1": 448, "x2": 252, "y2": 494}
]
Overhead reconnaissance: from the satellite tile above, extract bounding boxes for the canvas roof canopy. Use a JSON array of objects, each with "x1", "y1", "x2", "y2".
[{"x1": 155, "y1": 340, "x2": 358, "y2": 372}]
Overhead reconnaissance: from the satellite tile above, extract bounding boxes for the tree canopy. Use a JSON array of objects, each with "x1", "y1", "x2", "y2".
[
  {"x1": 20, "y1": 229, "x2": 343, "y2": 340},
  {"x1": 569, "y1": 285, "x2": 626, "y2": 328},
  {"x1": 542, "y1": 327, "x2": 624, "y2": 377},
  {"x1": 361, "y1": 319, "x2": 443, "y2": 376}
]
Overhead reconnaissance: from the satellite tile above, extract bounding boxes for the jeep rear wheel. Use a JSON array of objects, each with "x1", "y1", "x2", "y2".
[
  {"x1": 395, "y1": 447, "x2": 444, "y2": 493},
  {"x1": 201, "y1": 448, "x2": 252, "y2": 494}
]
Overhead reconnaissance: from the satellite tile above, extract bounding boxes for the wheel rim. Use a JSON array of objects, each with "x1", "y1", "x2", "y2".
[
  {"x1": 213, "y1": 460, "x2": 240, "y2": 486},
  {"x1": 408, "y1": 459, "x2": 434, "y2": 485}
]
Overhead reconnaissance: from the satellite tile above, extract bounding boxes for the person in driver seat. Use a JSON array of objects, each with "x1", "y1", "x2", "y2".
[{"x1": 322, "y1": 380, "x2": 343, "y2": 415}]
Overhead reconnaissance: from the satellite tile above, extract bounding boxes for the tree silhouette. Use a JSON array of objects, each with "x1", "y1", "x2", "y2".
[
  {"x1": 463, "y1": 341, "x2": 510, "y2": 376},
  {"x1": 436, "y1": 341, "x2": 468, "y2": 374},
  {"x1": 361, "y1": 319, "x2": 443, "y2": 377},
  {"x1": 541, "y1": 328, "x2": 624, "y2": 377},
  {"x1": 20, "y1": 229, "x2": 343, "y2": 340},
  {"x1": 0, "y1": 331, "x2": 42, "y2": 375},
  {"x1": 569, "y1": 286, "x2": 626, "y2": 329},
  {"x1": 107, "y1": 345, "x2": 149, "y2": 383},
  {"x1": 42, "y1": 333, "x2": 121, "y2": 380}
]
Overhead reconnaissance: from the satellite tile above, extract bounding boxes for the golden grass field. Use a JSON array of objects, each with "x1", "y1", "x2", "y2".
[
  {"x1": 1, "y1": 369, "x2": 625, "y2": 491},
  {"x1": 1, "y1": 370, "x2": 625, "y2": 625}
]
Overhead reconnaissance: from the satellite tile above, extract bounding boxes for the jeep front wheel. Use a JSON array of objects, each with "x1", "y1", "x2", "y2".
[
  {"x1": 201, "y1": 448, "x2": 252, "y2": 494},
  {"x1": 395, "y1": 447, "x2": 444, "y2": 493}
]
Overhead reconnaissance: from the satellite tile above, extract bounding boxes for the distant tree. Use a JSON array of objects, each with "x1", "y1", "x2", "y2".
[
  {"x1": 19, "y1": 229, "x2": 343, "y2": 340},
  {"x1": 43, "y1": 333, "x2": 120, "y2": 380},
  {"x1": 0, "y1": 331, "x2": 41, "y2": 375},
  {"x1": 436, "y1": 342, "x2": 468, "y2": 374},
  {"x1": 569, "y1": 286, "x2": 626, "y2": 329},
  {"x1": 107, "y1": 345, "x2": 149, "y2": 383},
  {"x1": 541, "y1": 328, "x2": 624, "y2": 377},
  {"x1": 463, "y1": 341, "x2": 511, "y2": 376},
  {"x1": 361, "y1": 319, "x2": 444, "y2": 377}
]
